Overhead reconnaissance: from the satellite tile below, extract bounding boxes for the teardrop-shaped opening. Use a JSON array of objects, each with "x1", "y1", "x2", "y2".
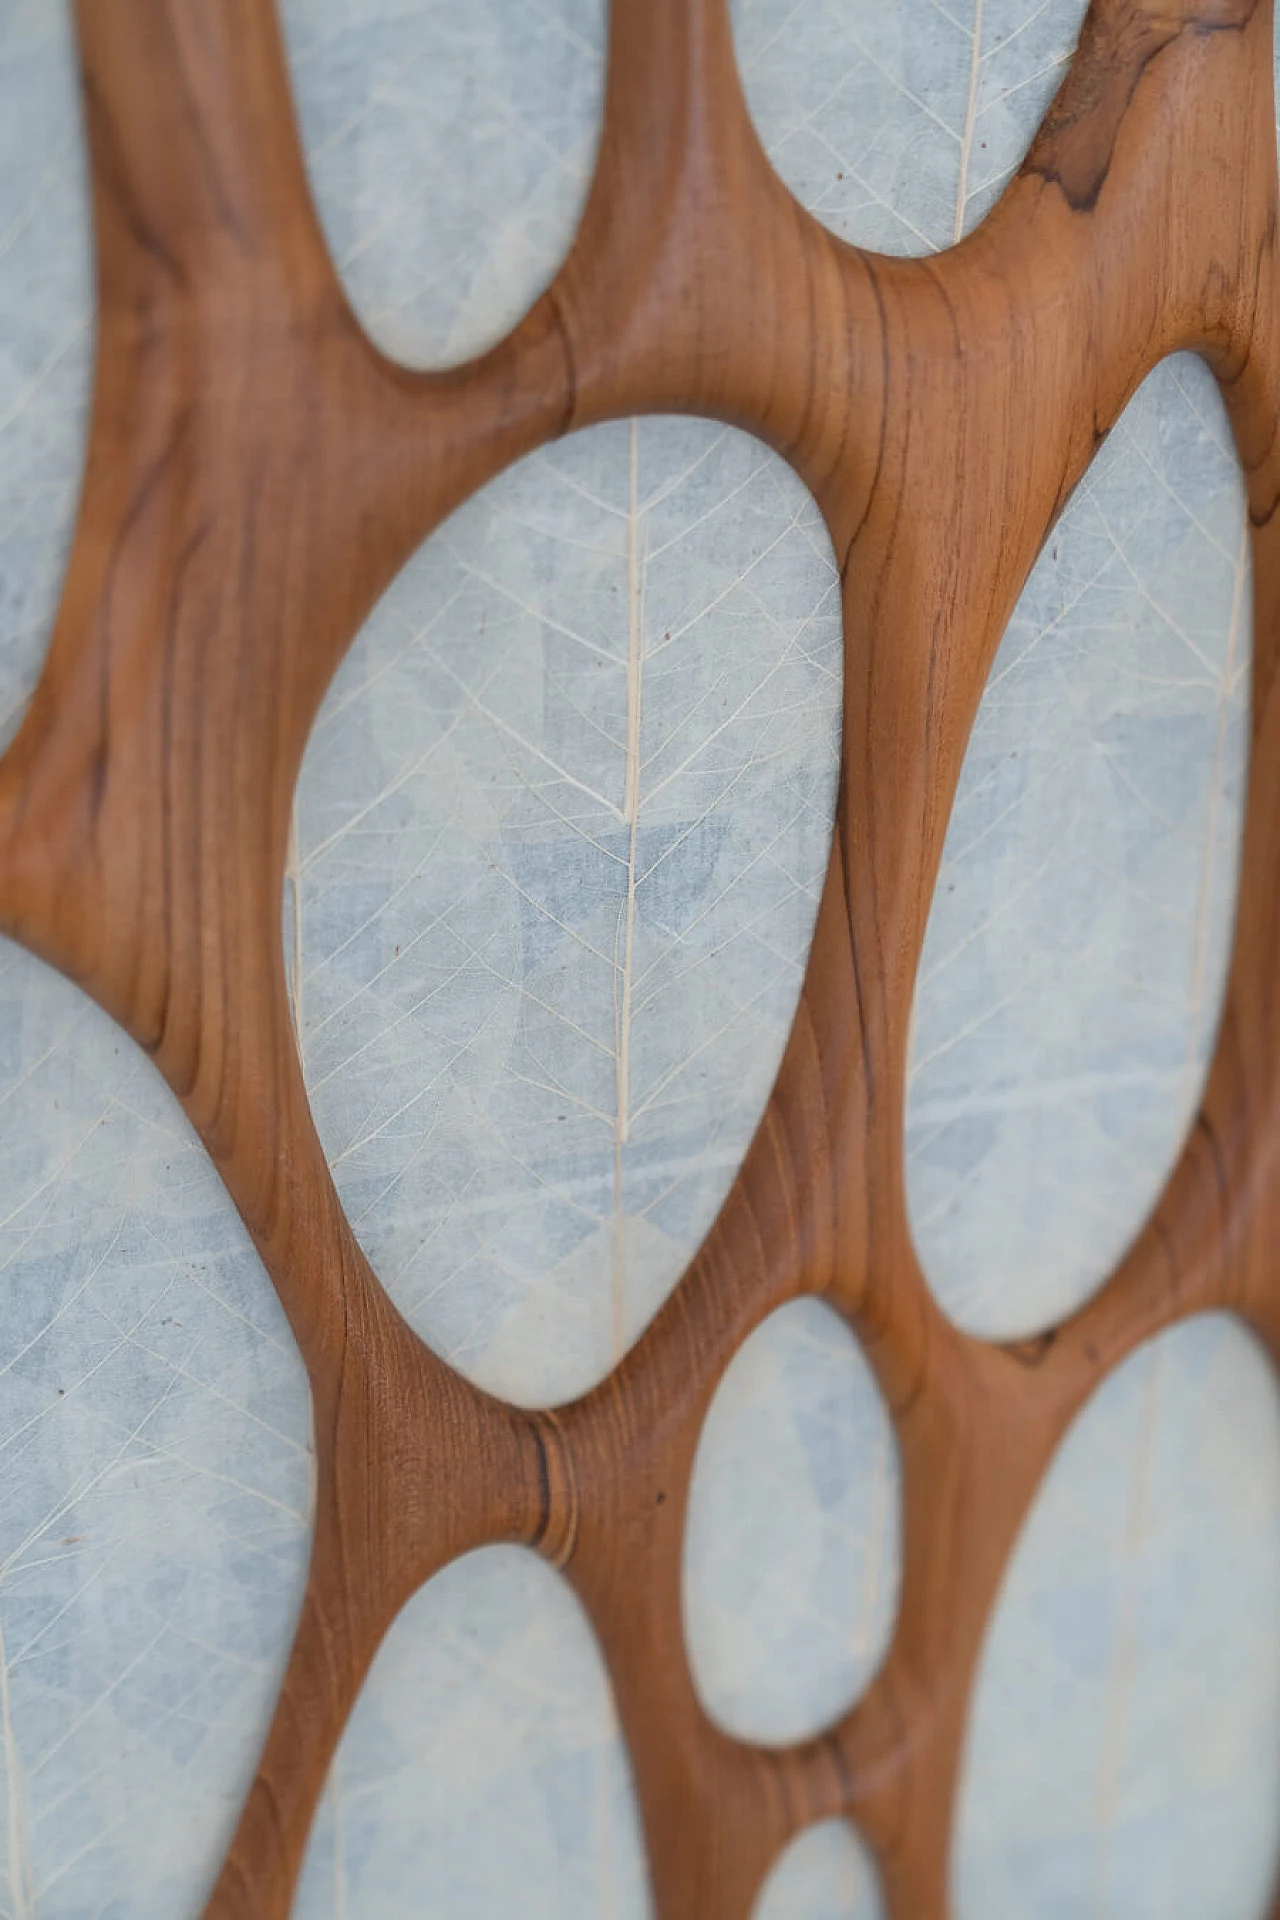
[
  {"x1": 278, "y1": 0, "x2": 606, "y2": 368},
  {"x1": 0, "y1": 943, "x2": 312, "y2": 1915},
  {"x1": 729, "y1": 0, "x2": 1089, "y2": 255},
  {"x1": 682, "y1": 1297, "x2": 901, "y2": 1746},
  {"x1": 294, "y1": 1545, "x2": 652, "y2": 1919},
  {"x1": 0, "y1": 0, "x2": 92, "y2": 752},
  {"x1": 754, "y1": 1818, "x2": 885, "y2": 1920},
  {"x1": 907, "y1": 352, "x2": 1250, "y2": 1341},
  {"x1": 955, "y1": 1312, "x2": 1280, "y2": 1919},
  {"x1": 292, "y1": 418, "x2": 842, "y2": 1406}
]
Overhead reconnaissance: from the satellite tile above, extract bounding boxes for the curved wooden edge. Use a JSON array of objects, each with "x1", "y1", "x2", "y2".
[{"x1": 0, "y1": 1, "x2": 1274, "y2": 1917}]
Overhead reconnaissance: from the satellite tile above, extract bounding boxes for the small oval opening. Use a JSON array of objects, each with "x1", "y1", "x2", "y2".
[
  {"x1": 683, "y1": 1297, "x2": 901, "y2": 1746},
  {"x1": 278, "y1": 0, "x2": 606, "y2": 367},
  {"x1": 0, "y1": 0, "x2": 92, "y2": 751}
]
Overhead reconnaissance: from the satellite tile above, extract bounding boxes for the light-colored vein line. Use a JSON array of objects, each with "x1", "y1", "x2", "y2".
[
  {"x1": 639, "y1": 429, "x2": 734, "y2": 518},
  {"x1": 1180, "y1": 516, "x2": 1248, "y2": 1102},
  {"x1": 495, "y1": 768, "x2": 630, "y2": 865},
  {"x1": 426, "y1": 647, "x2": 623, "y2": 818},
  {"x1": 474, "y1": 1139, "x2": 605, "y2": 1233},
  {"x1": 529, "y1": 450, "x2": 624, "y2": 519},
  {"x1": 808, "y1": 145, "x2": 941, "y2": 256},
  {"x1": 0, "y1": 1220, "x2": 125, "y2": 1377},
  {"x1": 1121, "y1": 431, "x2": 1239, "y2": 566},
  {"x1": 287, "y1": 806, "x2": 303, "y2": 1049},
  {"x1": 6, "y1": 1541, "x2": 127, "y2": 1677},
  {"x1": 0, "y1": 142, "x2": 72, "y2": 269},
  {"x1": 633, "y1": 915, "x2": 800, "y2": 1027},
  {"x1": 509, "y1": 1067, "x2": 613, "y2": 1131},
  {"x1": 385, "y1": 1165, "x2": 481, "y2": 1287},
  {"x1": 478, "y1": 859, "x2": 620, "y2": 968},
  {"x1": 109, "y1": 1306, "x2": 307, "y2": 1454},
  {"x1": 331, "y1": 1755, "x2": 348, "y2": 1920},
  {"x1": 122, "y1": 1430, "x2": 311, "y2": 1523},
  {"x1": 740, "y1": 0, "x2": 808, "y2": 74},
  {"x1": 449, "y1": 554, "x2": 624, "y2": 666},
  {"x1": 0, "y1": 1339, "x2": 185, "y2": 1572},
  {"x1": 642, "y1": 456, "x2": 769, "y2": 562},
  {"x1": 308, "y1": 587, "x2": 466, "y2": 736},
  {"x1": 488, "y1": 502, "x2": 627, "y2": 561},
  {"x1": 629, "y1": 967, "x2": 785, "y2": 1127},
  {"x1": 522, "y1": 0, "x2": 602, "y2": 63},
  {"x1": 537, "y1": 660, "x2": 628, "y2": 755},
  {"x1": 646, "y1": 506, "x2": 807, "y2": 659},
  {"x1": 0, "y1": 310, "x2": 89, "y2": 442},
  {"x1": 907, "y1": 959, "x2": 1048, "y2": 1081},
  {"x1": 0, "y1": 999, "x2": 94, "y2": 1124},
  {"x1": 300, "y1": 832, "x2": 469, "y2": 1019},
  {"x1": 0, "y1": 1092, "x2": 125, "y2": 1245},
  {"x1": 0, "y1": 1292, "x2": 172, "y2": 1491},
  {"x1": 916, "y1": 836, "x2": 1063, "y2": 990},
  {"x1": 302, "y1": 948, "x2": 478, "y2": 1095},
  {"x1": 1167, "y1": 359, "x2": 1237, "y2": 460},
  {"x1": 1085, "y1": 718, "x2": 1197, "y2": 839},
  {"x1": 33, "y1": 1762, "x2": 164, "y2": 1897},
  {"x1": 975, "y1": 49, "x2": 1073, "y2": 118},
  {"x1": 1090, "y1": 1340, "x2": 1165, "y2": 1917},
  {"x1": 938, "y1": 732, "x2": 1080, "y2": 873},
  {"x1": 0, "y1": 1615, "x2": 32, "y2": 1920},
  {"x1": 640, "y1": 635, "x2": 809, "y2": 815},
  {"x1": 954, "y1": 0, "x2": 985, "y2": 242},
  {"x1": 908, "y1": 1062, "x2": 1187, "y2": 1131},
  {"x1": 300, "y1": 706, "x2": 471, "y2": 871},
  {"x1": 613, "y1": 419, "x2": 644, "y2": 1366},
  {"x1": 978, "y1": 0, "x2": 1056, "y2": 61},
  {"x1": 630, "y1": 809, "x2": 812, "y2": 1004}
]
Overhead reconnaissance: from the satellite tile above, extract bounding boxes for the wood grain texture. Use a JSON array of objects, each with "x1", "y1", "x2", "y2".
[{"x1": 4, "y1": 1, "x2": 1278, "y2": 1913}]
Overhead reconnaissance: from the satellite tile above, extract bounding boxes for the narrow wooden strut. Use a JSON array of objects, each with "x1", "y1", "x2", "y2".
[{"x1": 2, "y1": 2, "x2": 1278, "y2": 1915}]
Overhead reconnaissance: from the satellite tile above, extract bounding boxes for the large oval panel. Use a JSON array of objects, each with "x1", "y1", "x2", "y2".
[
  {"x1": 293, "y1": 419, "x2": 842, "y2": 1406},
  {"x1": 955, "y1": 1313, "x2": 1280, "y2": 1919},
  {"x1": 729, "y1": 0, "x2": 1090, "y2": 254},
  {"x1": 293, "y1": 1546, "x2": 652, "y2": 1918},
  {"x1": 0, "y1": 949, "x2": 312, "y2": 1918},
  {"x1": 0, "y1": 0, "x2": 92, "y2": 751},
  {"x1": 279, "y1": 0, "x2": 605, "y2": 367},
  {"x1": 683, "y1": 1298, "x2": 901, "y2": 1746},
  {"x1": 907, "y1": 353, "x2": 1249, "y2": 1339}
]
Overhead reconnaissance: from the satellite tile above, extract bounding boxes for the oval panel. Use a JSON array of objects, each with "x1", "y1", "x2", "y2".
[
  {"x1": 729, "y1": 0, "x2": 1089, "y2": 254},
  {"x1": 754, "y1": 1820, "x2": 884, "y2": 1920},
  {"x1": 0, "y1": 948, "x2": 312, "y2": 1919},
  {"x1": 907, "y1": 353, "x2": 1249, "y2": 1339},
  {"x1": 293, "y1": 418, "x2": 842, "y2": 1406},
  {"x1": 293, "y1": 1545, "x2": 652, "y2": 1918},
  {"x1": 955, "y1": 1313, "x2": 1280, "y2": 1920},
  {"x1": 0, "y1": 0, "x2": 92, "y2": 752},
  {"x1": 279, "y1": 0, "x2": 605, "y2": 367},
  {"x1": 683, "y1": 1298, "x2": 901, "y2": 1746}
]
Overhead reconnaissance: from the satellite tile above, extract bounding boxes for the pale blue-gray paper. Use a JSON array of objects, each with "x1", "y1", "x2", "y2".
[{"x1": 0, "y1": 3, "x2": 1276, "y2": 1917}]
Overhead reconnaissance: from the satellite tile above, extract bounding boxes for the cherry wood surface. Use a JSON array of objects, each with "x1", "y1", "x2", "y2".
[{"x1": 4, "y1": 1, "x2": 1279, "y2": 1914}]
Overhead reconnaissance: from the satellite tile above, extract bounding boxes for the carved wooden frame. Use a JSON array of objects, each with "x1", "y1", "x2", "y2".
[{"x1": 6, "y1": 2, "x2": 1279, "y2": 1914}]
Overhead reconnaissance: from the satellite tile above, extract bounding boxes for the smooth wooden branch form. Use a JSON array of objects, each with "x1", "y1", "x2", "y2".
[{"x1": 6, "y1": 1, "x2": 1279, "y2": 1913}]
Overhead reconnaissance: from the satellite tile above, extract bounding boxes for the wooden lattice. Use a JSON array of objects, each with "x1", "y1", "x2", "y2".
[{"x1": 7, "y1": 2, "x2": 1280, "y2": 1914}]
